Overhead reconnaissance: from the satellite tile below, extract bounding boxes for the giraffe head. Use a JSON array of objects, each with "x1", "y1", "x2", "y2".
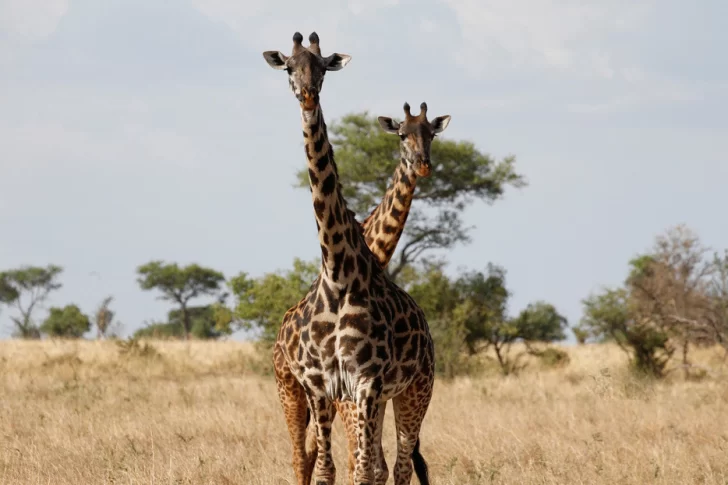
[
  {"x1": 263, "y1": 32, "x2": 351, "y2": 111},
  {"x1": 377, "y1": 102, "x2": 451, "y2": 178}
]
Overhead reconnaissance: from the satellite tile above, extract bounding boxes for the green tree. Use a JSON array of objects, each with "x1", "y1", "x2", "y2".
[
  {"x1": 133, "y1": 302, "x2": 232, "y2": 340},
  {"x1": 452, "y1": 264, "x2": 510, "y2": 356},
  {"x1": 295, "y1": 113, "x2": 525, "y2": 280},
  {"x1": 580, "y1": 287, "x2": 673, "y2": 377},
  {"x1": 0, "y1": 265, "x2": 63, "y2": 339},
  {"x1": 629, "y1": 227, "x2": 718, "y2": 368},
  {"x1": 137, "y1": 261, "x2": 225, "y2": 340},
  {"x1": 40, "y1": 304, "x2": 91, "y2": 338},
  {"x1": 406, "y1": 263, "x2": 466, "y2": 378},
  {"x1": 513, "y1": 301, "x2": 568, "y2": 342},
  {"x1": 449, "y1": 266, "x2": 568, "y2": 375},
  {"x1": 579, "y1": 226, "x2": 728, "y2": 378},
  {"x1": 231, "y1": 258, "x2": 319, "y2": 345},
  {"x1": 406, "y1": 262, "x2": 566, "y2": 376}
]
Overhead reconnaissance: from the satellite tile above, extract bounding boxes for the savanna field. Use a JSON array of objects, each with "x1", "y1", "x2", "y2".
[{"x1": 1, "y1": 340, "x2": 726, "y2": 485}]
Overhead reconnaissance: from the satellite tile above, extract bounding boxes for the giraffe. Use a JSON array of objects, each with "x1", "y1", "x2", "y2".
[
  {"x1": 263, "y1": 32, "x2": 437, "y2": 485},
  {"x1": 317, "y1": 101, "x2": 452, "y2": 485}
]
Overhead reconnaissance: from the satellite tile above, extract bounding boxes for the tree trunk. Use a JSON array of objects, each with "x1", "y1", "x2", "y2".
[
  {"x1": 493, "y1": 342, "x2": 507, "y2": 375},
  {"x1": 181, "y1": 305, "x2": 191, "y2": 341}
]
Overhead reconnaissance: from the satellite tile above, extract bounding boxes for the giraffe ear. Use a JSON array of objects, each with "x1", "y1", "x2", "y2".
[
  {"x1": 323, "y1": 53, "x2": 351, "y2": 71},
  {"x1": 377, "y1": 116, "x2": 400, "y2": 134},
  {"x1": 263, "y1": 51, "x2": 289, "y2": 70},
  {"x1": 431, "y1": 115, "x2": 451, "y2": 134}
]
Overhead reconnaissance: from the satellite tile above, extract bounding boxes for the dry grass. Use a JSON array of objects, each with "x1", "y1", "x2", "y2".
[{"x1": 1, "y1": 340, "x2": 727, "y2": 484}]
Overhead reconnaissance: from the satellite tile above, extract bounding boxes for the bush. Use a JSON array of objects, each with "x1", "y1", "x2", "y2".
[{"x1": 40, "y1": 305, "x2": 91, "y2": 339}]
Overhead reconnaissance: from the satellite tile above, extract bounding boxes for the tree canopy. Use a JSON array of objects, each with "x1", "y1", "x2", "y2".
[
  {"x1": 295, "y1": 112, "x2": 526, "y2": 280},
  {"x1": 231, "y1": 258, "x2": 319, "y2": 345},
  {"x1": 0, "y1": 274, "x2": 19, "y2": 306},
  {"x1": 0, "y1": 265, "x2": 63, "y2": 339},
  {"x1": 404, "y1": 262, "x2": 567, "y2": 376},
  {"x1": 137, "y1": 261, "x2": 225, "y2": 340},
  {"x1": 577, "y1": 225, "x2": 728, "y2": 377}
]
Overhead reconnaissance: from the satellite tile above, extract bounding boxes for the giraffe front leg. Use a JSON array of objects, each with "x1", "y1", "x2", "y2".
[
  {"x1": 353, "y1": 396, "x2": 383, "y2": 485},
  {"x1": 307, "y1": 394, "x2": 337, "y2": 485}
]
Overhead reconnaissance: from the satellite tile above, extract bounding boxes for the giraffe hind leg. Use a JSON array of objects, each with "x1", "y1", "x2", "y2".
[
  {"x1": 274, "y1": 344, "x2": 314, "y2": 485},
  {"x1": 392, "y1": 378, "x2": 433, "y2": 485}
]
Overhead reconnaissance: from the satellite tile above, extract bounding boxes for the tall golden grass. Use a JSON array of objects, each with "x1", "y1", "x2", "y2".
[{"x1": 1, "y1": 340, "x2": 726, "y2": 484}]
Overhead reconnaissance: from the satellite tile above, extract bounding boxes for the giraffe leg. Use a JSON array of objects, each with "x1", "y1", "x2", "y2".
[
  {"x1": 306, "y1": 402, "x2": 339, "y2": 481},
  {"x1": 392, "y1": 379, "x2": 433, "y2": 485},
  {"x1": 307, "y1": 394, "x2": 337, "y2": 485},
  {"x1": 273, "y1": 344, "x2": 313, "y2": 485},
  {"x1": 372, "y1": 401, "x2": 389, "y2": 485},
  {"x1": 353, "y1": 396, "x2": 383, "y2": 485},
  {"x1": 337, "y1": 399, "x2": 387, "y2": 485},
  {"x1": 334, "y1": 400, "x2": 358, "y2": 485}
]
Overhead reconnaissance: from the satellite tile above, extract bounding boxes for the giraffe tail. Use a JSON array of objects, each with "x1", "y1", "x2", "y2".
[{"x1": 411, "y1": 438, "x2": 430, "y2": 484}]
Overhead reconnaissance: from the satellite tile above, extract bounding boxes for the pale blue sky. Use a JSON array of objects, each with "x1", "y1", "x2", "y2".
[{"x1": 1, "y1": 0, "x2": 726, "y2": 339}]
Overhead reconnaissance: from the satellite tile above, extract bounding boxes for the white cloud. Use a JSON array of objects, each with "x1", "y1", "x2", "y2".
[
  {"x1": 419, "y1": 18, "x2": 437, "y2": 34},
  {"x1": 441, "y1": 0, "x2": 654, "y2": 77},
  {"x1": 191, "y1": 0, "x2": 350, "y2": 52},
  {"x1": 439, "y1": 0, "x2": 711, "y2": 113},
  {"x1": 567, "y1": 78, "x2": 702, "y2": 114},
  {"x1": 0, "y1": 0, "x2": 69, "y2": 41},
  {"x1": 348, "y1": 0, "x2": 398, "y2": 16}
]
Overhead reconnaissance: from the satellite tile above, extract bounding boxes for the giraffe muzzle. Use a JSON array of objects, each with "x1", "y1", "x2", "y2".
[
  {"x1": 299, "y1": 86, "x2": 319, "y2": 110},
  {"x1": 414, "y1": 159, "x2": 432, "y2": 177}
]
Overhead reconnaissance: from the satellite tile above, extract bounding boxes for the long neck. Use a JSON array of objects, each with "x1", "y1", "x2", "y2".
[
  {"x1": 361, "y1": 150, "x2": 418, "y2": 268},
  {"x1": 302, "y1": 105, "x2": 363, "y2": 283}
]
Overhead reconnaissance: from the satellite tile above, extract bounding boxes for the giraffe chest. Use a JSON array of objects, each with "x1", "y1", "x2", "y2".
[
  {"x1": 288, "y1": 318, "x2": 428, "y2": 402},
  {"x1": 282, "y1": 279, "x2": 432, "y2": 401}
]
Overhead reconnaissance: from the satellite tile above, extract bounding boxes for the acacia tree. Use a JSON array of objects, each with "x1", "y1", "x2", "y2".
[
  {"x1": 0, "y1": 265, "x2": 63, "y2": 339},
  {"x1": 137, "y1": 261, "x2": 225, "y2": 340},
  {"x1": 295, "y1": 113, "x2": 525, "y2": 280}
]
